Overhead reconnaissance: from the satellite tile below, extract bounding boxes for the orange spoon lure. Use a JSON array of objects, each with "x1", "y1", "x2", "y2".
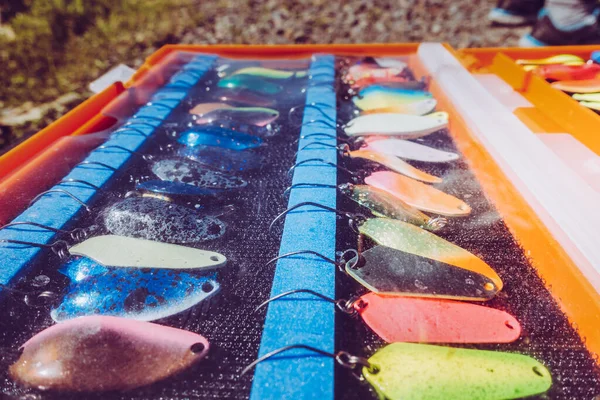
[{"x1": 535, "y1": 63, "x2": 600, "y2": 81}]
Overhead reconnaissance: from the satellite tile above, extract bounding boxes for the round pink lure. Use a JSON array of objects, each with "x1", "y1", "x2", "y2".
[{"x1": 10, "y1": 316, "x2": 209, "y2": 392}]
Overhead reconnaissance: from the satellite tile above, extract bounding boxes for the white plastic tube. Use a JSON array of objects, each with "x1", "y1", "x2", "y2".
[{"x1": 418, "y1": 43, "x2": 600, "y2": 292}]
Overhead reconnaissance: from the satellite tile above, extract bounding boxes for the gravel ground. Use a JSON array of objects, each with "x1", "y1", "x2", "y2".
[{"x1": 175, "y1": 0, "x2": 528, "y2": 48}]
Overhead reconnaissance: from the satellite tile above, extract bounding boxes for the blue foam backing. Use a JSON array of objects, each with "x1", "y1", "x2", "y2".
[
  {"x1": 250, "y1": 55, "x2": 337, "y2": 399},
  {"x1": 0, "y1": 54, "x2": 216, "y2": 288}
]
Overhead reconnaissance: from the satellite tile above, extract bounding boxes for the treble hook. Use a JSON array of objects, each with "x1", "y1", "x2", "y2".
[
  {"x1": 240, "y1": 344, "x2": 378, "y2": 378},
  {"x1": 269, "y1": 201, "x2": 366, "y2": 233},
  {"x1": 287, "y1": 159, "x2": 359, "y2": 179},
  {"x1": 256, "y1": 289, "x2": 357, "y2": 315},
  {"x1": 29, "y1": 189, "x2": 91, "y2": 213}
]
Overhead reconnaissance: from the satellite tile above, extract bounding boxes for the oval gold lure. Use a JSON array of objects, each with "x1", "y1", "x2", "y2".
[
  {"x1": 358, "y1": 218, "x2": 503, "y2": 292},
  {"x1": 340, "y1": 183, "x2": 446, "y2": 231}
]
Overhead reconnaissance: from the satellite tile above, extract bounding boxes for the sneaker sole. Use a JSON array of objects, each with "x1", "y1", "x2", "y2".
[
  {"x1": 518, "y1": 33, "x2": 548, "y2": 47},
  {"x1": 488, "y1": 8, "x2": 536, "y2": 26}
]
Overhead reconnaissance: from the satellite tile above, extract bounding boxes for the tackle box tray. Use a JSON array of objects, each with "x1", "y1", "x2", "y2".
[{"x1": 0, "y1": 43, "x2": 598, "y2": 400}]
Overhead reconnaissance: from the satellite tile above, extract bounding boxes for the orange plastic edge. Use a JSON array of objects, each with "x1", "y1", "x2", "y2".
[
  {"x1": 0, "y1": 82, "x2": 124, "y2": 183},
  {"x1": 410, "y1": 53, "x2": 600, "y2": 363},
  {"x1": 0, "y1": 134, "x2": 108, "y2": 224},
  {"x1": 458, "y1": 47, "x2": 600, "y2": 156}
]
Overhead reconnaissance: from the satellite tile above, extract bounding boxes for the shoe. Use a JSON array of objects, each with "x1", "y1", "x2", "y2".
[
  {"x1": 488, "y1": 0, "x2": 544, "y2": 26},
  {"x1": 519, "y1": 9, "x2": 600, "y2": 47}
]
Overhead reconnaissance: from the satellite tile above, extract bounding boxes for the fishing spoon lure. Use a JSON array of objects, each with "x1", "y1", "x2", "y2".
[
  {"x1": 344, "y1": 113, "x2": 448, "y2": 138},
  {"x1": 516, "y1": 54, "x2": 584, "y2": 66},
  {"x1": 257, "y1": 289, "x2": 521, "y2": 344},
  {"x1": 365, "y1": 170, "x2": 471, "y2": 216},
  {"x1": 190, "y1": 105, "x2": 279, "y2": 127},
  {"x1": 338, "y1": 183, "x2": 447, "y2": 231},
  {"x1": 152, "y1": 158, "x2": 248, "y2": 189},
  {"x1": 283, "y1": 183, "x2": 444, "y2": 232},
  {"x1": 51, "y1": 257, "x2": 221, "y2": 322},
  {"x1": 10, "y1": 316, "x2": 211, "y2": 392},
  {"x1": 534, "y1": 62, "x2": 600, "y2": 81},
  {"x1": 270, "y1": 202, "x2": 502, "y2": 301},
  {"x1": 177, "y1": 127, "x2": 263, "y2": 151},
  {"x1": 101, "y1": 196, "x2": 227, "y2": 244},
  {"x1": 218, "y1": 74, "x2": 283, "y2": 95},
  {"x1": 241, "y1": 343, "x2": 552, "y2": 400},
  {"x1": 359, "y1": 98, "x2": 438, "y2": 116},
  {"x1": 0, "y1": 233, "x2": 227, "y2": 271},
  {"x1": 362, "y1": 137, "x2": 459, "y2": 163},
  {"x1": 353, "y1": 87, "x2": 435, "y2": 111},
  {"x1": 299, "y1": 142, "x2": 442, "y2": 183},
  {"x1": 228, "y1": 66, "x2": 308, "y2": 80}
]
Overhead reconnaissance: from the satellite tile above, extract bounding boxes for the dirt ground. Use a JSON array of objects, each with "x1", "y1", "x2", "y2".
[{"x1": 0, "y1": 0, "x2": 530, "y2": 153}]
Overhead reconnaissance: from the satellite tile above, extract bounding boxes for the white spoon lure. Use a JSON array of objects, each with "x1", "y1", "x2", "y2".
[
  {"x1": 344, "y1": 113, "x2": 448, "y2": 138},
  {"x1": 69, "y1": 235, "x2": 227, "y2": 270},
  {"x1": 364, "y1": 138, "x2": 459, "y2": 163}
]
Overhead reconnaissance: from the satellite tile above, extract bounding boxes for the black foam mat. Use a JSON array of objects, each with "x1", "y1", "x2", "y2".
[
  {"x1": 334, "y1": 61, "x2": 600, "y2": 400},
  {"x1": 0, "y1": 68, "x2": 306, "y2": 400}
]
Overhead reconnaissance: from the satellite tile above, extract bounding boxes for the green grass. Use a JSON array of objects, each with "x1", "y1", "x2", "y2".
[
  {"x1": 1, "y1": 0, "x2": 206, "y2": 107},
  {"x1": 0, "y1": 0, "x2": 207, "y2": 150}
]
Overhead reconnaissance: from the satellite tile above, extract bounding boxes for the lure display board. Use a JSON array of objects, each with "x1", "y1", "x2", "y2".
[{"x1": 0, "y1": 44, "x2": 598, "y2": 400}]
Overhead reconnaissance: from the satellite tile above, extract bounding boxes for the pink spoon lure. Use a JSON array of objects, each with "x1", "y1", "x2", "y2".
[{"x1": 10, "y1": 316, "x2": 210, "y2": 392}]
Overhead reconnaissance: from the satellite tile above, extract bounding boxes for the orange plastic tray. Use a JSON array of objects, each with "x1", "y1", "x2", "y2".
[{"x1": 1, "y1": 44, "x2": 599, "y2": 365}]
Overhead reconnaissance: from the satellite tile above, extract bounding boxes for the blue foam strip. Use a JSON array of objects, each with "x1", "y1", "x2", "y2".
[
  {"x1": 250, "y1": 55, "x2": 337, "y2": 400},
  {"x1": 0, "y1": 54, "x2": 216, "y2": 287}
]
